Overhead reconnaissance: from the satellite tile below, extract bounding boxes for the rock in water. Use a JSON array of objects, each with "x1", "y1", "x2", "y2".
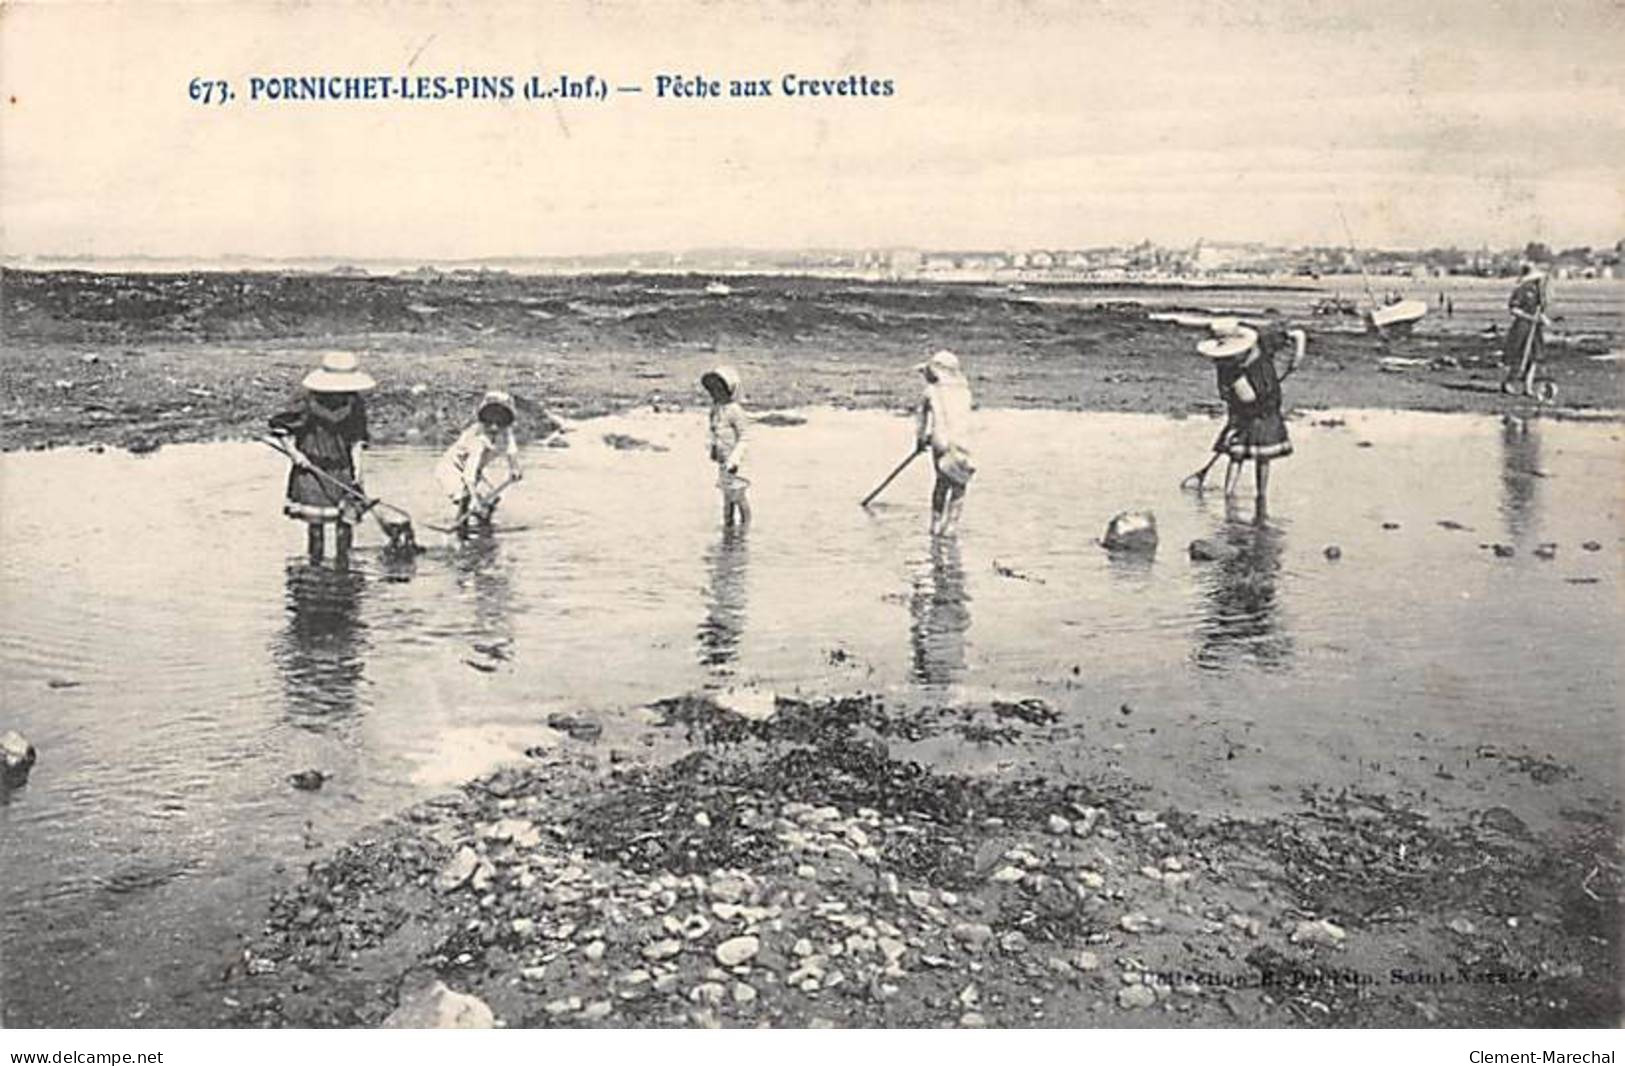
[
  {"x1": 381, "y1": 981, "x2": 495, "y2": 1029},
  {"x1": 1188, "y1": 538, "x2": 1239, "y2": 562},
  {"x1": 1, "y1": 731, "x2": 36, "y2": 787},
  {"x1": 1104, "y1": 511, "x2": 1157, "y2": 553},
  {"x1": 288, "y1": 769, "x2": 327, "y2": 791}
]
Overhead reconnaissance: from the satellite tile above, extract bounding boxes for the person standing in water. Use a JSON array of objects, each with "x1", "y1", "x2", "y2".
[
  {"x1": 1197, "y1": 324, "x2": 1304, "y2": 511},
  {"x1": 702, "y1": 365, "x2": 751, "y2": 528},
  {"x1": 1501, "y1": 264, "x2": 1550, "y2": 395},
  {"x1": 915, "y1": 349, "x2": 976, "y2": 537},
  {"x1": 269, "y1": 351, "x2": 374, "y2": 561},
  {"x1": 436, "y1": 390, "x2": 524, "y2": 533}
]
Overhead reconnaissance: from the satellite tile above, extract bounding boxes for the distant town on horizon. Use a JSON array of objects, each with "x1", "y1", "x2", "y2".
[{"x1": 7, "y1": 237, "x2": 1623, "y2": 281}]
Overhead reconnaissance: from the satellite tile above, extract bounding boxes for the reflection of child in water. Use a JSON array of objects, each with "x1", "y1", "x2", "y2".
[
  {"x1": 702, "y1": 366, "x2": 751, "y2": 528},
  {"x1": 436, "y1": 391, "x2": 522, "y2": 531}
]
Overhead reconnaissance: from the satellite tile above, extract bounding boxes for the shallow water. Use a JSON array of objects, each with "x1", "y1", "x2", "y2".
[{"x1": 1, "y1": 407, "x2": 1620, "y2": 1025}]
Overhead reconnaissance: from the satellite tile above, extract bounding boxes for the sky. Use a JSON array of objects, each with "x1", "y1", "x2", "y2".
[{"x1": 2, "y1": 0, "x2": 1622, "y2": 259}]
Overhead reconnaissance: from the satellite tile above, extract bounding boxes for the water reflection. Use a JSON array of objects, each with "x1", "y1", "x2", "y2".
[
  {"x1": 1499, "y1": 415, "x2": 1543, "y2": 544},
  {"x1": 909, "y1": 537, "x2": 972, "y2": 686},
  {"x1": 1192, "y1": 514, "x2": 1293, "y2": 672},
  {"x1": 697, "y1": 528, "x2": 749, "y2": 674},
  {"x1": 453, "y1": 537, "x2": 516, "y2": 649},
  {"x1": 273, "y1": 560, "x2": 369, "y2": 729}
]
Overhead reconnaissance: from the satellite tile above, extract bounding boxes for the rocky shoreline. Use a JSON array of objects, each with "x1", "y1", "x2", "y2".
[{"x1": 219, "y1": 694, "x2": 1620, "y2": 1029}]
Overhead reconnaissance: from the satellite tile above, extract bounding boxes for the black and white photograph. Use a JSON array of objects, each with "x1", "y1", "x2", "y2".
[{"x1": 0, "y1": 0, "x2": 1621, "y2": 1044}]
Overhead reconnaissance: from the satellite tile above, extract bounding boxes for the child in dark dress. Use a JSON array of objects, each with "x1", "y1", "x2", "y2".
[
  {"x1": 1197, "y1": 324, "x2": 1305, "y2": 508},
  {"x1": 269, "y1": 351, "x2": 375, "y2": 560}
]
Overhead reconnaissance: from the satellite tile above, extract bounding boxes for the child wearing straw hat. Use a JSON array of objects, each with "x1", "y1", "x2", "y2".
[
  {"x1": 436, "y1": 390, "x2": 524, "y2": 532},
  {"x1": 1196, "y1": 324, "x2": 1304, "y2": 507},
  {"x1": 701, "y1": 365, "x2": 751, "y2": 528},
  {"x1": 915, "y1": 349, "x2": 976, "y2": 536},
  {"x1": 268, "y1": 351, "x2": 375, "y2": 559}
]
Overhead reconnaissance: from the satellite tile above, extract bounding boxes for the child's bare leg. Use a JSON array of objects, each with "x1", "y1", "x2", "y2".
[
  {"x1": 735, "y1": 493, "x2": 752, "y2": 528},
  {"x1": 1255, "y1": 458, "x2": 1271, "y2": 502},
  {"x1": 1223, "y1": 458, "x2": 1243, "y2": 497},
  {"x1": 941, "y1": 484, "x2": 967, "y2": 536},
  {"x1": 930, "y1": 477, "x2": 951, "y2": 534},
  {"x1": 306, "y1": 522, "x2": 324, "y2": 559},
  {"x1": 335, "y1": 520, "x2": 354, "y2": 560}
]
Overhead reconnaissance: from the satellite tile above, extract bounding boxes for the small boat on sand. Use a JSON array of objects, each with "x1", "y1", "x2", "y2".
[
  {"x1": 1367, "y1": 298, "x2": 1428, "y2": 336},
  {"x1": 704, "y1": 281, "x2": 733, "y2": 297}
]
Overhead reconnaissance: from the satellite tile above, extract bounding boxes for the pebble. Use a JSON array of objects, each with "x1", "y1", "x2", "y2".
[
  {"x1": 1324, "y1": 545, "x2": 1342, "y2": 560},
  {"x1": 1118, "y1": 985, "x2": 1157, "y2": 1010},
  {"x1": 583, "y1": 941, "x2": 606, "y2": 962},
  {"x1": 1290, "y1": 919, "x2": 1347, "y2": 947},
  {"x1": 958, "y1": 1011, "x2": 988, "y2": 1028},
  {"x1": 694, "y1": 811, "x2": 712, "y2": 828},
  {"x1": 1048, "y1": 814, "x2": 1072, "y2": 835},
  {"x1": 952, "y1": 922, "x2": 995, "y2": 950},
  {"x1": 1141, "y1": 865, "x2": 1164, "y2": 881},
  {"x1": 642, "y1": 938, "x2": 683, "y2": 961},
  {"x1": 999, "y1": 930, "x2": 1029, "y2": 954},
  {"x1": 1448, "y1": 917, "x2": 1476, "y2": 936},
  {"x1": 544, "y1": 996, "x2": 582, "y2": 1016},
  {"x1": 1119, "y1": 913, "x2": 1156, "y2": 934},
  {"x1": 793, "y1": 938, "x2": 814, "y2": 957},
  {"x1": 1073, "y1": 951, "x2": 1100, "y2": 972},
  {"x1": 715, "y1": 935, "x2": 760, "y2": 967},
  {"x1": 1227, "y1": 914, "x2": 1262, "y2": 937},
  {"x1": 434, "y1": 847, "x2": 479, "y2": 893},
  {"x1": 906, "y1": 889, "x2": 933, "y2": 909},
  {"x1": 1582, "y1": 541, "x2": 1601, "y2": 552},
  {"x1": 1077, "y1": 871, "x2": 1105, "y2": 890},
  {"x1": 991, "y1": 865, "x2": 1026, "y2": 883},
  {"x1": 1161, "y1": 857, "x2": 1184, "y2": 872},
  {"x1": 689, "y1": 982, "x2": 727, "y2": 1006},
  {"x1": 708, "y1": 874, "x2": 751, "y2": 903},
  {"x1": 581, "y1": 1001, "x2": 613, "y2": 1021},
  {"x1": 877, "y1": 937, "x2": 906, "y2": 963},
  {"x1": 733, "y1": 982, "x2": 758, "y2": 1006}
]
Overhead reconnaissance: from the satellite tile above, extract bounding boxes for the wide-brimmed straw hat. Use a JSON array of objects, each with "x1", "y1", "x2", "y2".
[
  {"x1": 1197, "y1": 326, "x2": 1258, "y2": 360},
  {"x1": 302, "y1": 351, "x2": 376, "y2": 393},
  {"x1": 915, "y1": 349, "x2": 963, "y2": 376}
]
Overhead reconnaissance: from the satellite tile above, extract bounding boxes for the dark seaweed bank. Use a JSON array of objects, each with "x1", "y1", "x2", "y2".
[
  {"x1": 4, "y1": 268, "x2": 1620, "y2": 453},
  {"x1": 219, "y1": 693, "x2": 1619, "y2": 1029}
]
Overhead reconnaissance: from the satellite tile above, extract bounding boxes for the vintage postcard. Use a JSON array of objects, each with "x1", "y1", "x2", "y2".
[{"x1": 1, "y1": 0, "x2": 1620, "y2": 1042}]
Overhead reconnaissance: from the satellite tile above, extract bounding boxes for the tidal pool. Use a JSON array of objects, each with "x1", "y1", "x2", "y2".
[{"x1": 0, "y1": 407, "x2": 1619, "y2": 1025}]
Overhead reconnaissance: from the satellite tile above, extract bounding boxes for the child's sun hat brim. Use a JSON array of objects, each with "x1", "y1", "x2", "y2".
[
  {"x1": 1197, "y1": 328, "x2": 1259, "y2": 360},
  {"x1": 303, "y1": 351, "x2": 377, "y2": 392}
]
